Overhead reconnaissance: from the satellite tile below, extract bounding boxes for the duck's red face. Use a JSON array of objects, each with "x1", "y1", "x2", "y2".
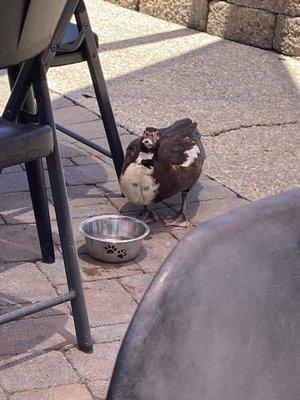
[{"x1": 142, "y1": 128, "x2": 160, "y2": 150}]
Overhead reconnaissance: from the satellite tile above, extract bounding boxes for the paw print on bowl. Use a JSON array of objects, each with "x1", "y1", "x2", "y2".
[
  {"x1": 105, "y1": 244, "x2": 117, "y2": 254},
  {"x1": 117, "y1": 249, "x2": 127, "y2": 259}
]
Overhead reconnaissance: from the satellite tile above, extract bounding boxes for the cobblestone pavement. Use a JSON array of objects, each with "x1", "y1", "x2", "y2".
[{"x1": 0, "y1": 1, "x2": 298, "y2": 399}]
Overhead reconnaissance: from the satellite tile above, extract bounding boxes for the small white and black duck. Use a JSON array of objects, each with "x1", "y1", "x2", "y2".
[{"x1": 120, "y1": 118, "x2": 206, "y2": 227}]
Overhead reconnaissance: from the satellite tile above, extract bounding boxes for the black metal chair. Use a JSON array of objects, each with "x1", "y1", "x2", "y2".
[
  {"x1": 4, "y1": 0, "x2": 124, "y2": 264},
  {"x1": 0, "y1": 0, "x2": 93, "y2": 353},
  {"x1": 107, "y1": 189, "x2": 300, "y2": 399}
]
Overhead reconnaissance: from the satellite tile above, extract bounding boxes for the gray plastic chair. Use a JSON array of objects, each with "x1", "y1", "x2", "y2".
[
  {"x1": 108, "y1": 188, "x2": 300, "y2": 400},
  {"x1": 0, "y1": 0, "x2": 92, "y2": 353}
]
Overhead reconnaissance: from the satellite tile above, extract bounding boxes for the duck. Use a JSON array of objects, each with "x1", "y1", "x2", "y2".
[{"x1": 120, "y1": 118, "x2": 206, "y2": 227}]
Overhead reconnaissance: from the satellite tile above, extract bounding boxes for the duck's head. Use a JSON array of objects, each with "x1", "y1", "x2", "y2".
[{"x1": 141, "y1": 128, "x2": 160, "y2": 150}]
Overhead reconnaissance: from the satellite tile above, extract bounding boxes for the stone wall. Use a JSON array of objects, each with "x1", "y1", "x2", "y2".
[{"x1": 105, "y1": 0, "x2": 300, "y2": 56}]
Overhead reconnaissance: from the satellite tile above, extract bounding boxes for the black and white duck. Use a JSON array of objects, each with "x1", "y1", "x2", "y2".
[{"x1": 120, "y1": 118, "x2": 206, "y2": 227}]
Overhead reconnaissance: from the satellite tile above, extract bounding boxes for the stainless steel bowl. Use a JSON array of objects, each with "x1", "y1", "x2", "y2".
[{"x1": 80, "y1": 215, "x2": 150, "y2": 263}]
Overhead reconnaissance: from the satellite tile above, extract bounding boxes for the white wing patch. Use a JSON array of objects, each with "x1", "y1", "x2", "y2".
[{"x1": 180, "y1": 144, "x2": 200, "y2": 167}]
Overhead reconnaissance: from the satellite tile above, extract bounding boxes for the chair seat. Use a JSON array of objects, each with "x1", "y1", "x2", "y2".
[
  {"x1": 0, "y1": 118, "x2": 53, "y2": 169},
  {"x1": 51, "y1": 23, "x2": 99, "y2": 67}
]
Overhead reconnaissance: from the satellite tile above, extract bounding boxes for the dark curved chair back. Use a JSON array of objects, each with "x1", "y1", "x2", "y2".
[
  {"x1": 0, "y1": 0, "x2": 67, "y2": 69},
  {"x1": 108, "y1": 189, "x2": 300, "y2": 400}
]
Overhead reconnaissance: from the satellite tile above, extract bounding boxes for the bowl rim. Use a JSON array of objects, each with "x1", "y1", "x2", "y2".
[{"x1": 79, "y1": 214, "x2": 150, "y2": 244}]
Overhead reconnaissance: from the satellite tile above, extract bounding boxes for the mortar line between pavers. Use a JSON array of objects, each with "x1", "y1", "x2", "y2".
[
  {"x1": 62, "y1": 350, "x2": 99, "y2": 400},
  {"x1": 117, "y1": 279, "x2": 139, "y2": 305},
  {"x1": 203, "y1": 120, "x2": 298, "y2": 137}
]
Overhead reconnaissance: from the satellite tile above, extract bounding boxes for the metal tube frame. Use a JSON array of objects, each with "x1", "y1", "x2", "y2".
[
  {"x1": 1, "y1": 0, "x2": 93, "y2": 353},
  {"x1": 33, "y1": 62, "x2": 93, "y2": 353}
]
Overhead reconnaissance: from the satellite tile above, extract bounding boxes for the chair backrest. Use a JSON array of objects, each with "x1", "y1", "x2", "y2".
[
  {"x1": 107, "y1": 189, "x2": 300, "y2": 400},
  {"x1": 0, "y1": 0, "x2": 68, "y2": 69}
]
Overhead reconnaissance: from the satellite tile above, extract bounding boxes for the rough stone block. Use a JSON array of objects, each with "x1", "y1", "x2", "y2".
[
  {"x1": 108, "y1": 0, "x2": 139, "y2": 11},
  {"x1": 10, "y1": 384, "x2": 93, "y2": 400},
  {"x1": 140, "y1": 0, "x2": 209, "y2": 30},
  {"x1": 227, "y1": 1, "x2": 300, "y2": 17},
  {"x1": 207, "y1": 1, "x2": 276, "y2": 49},
  {"x1": 273, "y1": 15, "x2": 300, "y2": 56},
  {"x1": 0, "y1": 352, "x2": 78, "y2": 392}
]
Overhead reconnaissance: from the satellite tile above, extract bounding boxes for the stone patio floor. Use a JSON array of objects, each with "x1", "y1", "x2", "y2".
[{"x1": 0, "y1": 1, "x2": 299, "y2": 399}]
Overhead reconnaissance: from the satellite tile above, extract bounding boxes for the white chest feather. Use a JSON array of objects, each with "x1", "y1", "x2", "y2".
[{"x1": 120, "y1": 152, "x2": 159, "y2": 205}]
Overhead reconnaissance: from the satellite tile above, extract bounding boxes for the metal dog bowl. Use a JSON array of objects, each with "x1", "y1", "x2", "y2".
[{"x1": 80, "y1": 215, "x2": 150, "y2": 263}]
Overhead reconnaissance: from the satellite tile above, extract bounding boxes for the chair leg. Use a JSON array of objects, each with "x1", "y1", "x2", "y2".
[
  {"x1": 33, "y1": 65, "x2": 93, "y2": 353},
  {"x1": 7, "y1": 66, "x2": 55, "y2": 264},
  {"x1": 25, "y1": 159, "x2": 55, "y2": 263},
  {"x1": 75, "y1": 1, "x2": 124, "y2": 179}
]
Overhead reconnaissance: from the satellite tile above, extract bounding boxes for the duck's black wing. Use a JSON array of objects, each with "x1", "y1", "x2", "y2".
[
  {"x1": 157, "y1": 121, "x2": 203, "y2": 166},
  {"x1": 122, "y1": 137, "x2": 141, "y2": 173}
]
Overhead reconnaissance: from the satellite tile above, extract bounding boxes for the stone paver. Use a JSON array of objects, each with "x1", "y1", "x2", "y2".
[
  {"x1": 65, "y1": 119, "x2": 129, "y2": 141},
  {"x1": 136, "y1": 232, "x2": 178, "y2": 273},
  {"x1": 163, "y1": 178, "x2": 236, "y2": 206},
  {"x1": 87, "y1": 379, "x2": 110, "y2": 400},
  {"x1": 0, "y1": 225, "x2": 41, "y2": 262},
  {"x1": 70, "y1": 201, "x2": 117, "y2": 219},
  {"x1": 0, "y1": 263, "x2": 57, "y2": 306},
  {"x1": 63, "y1": 164, "x2": 117, "y2": 185},
  {"x1": 0, "y1": 315, "x2": 75, "y2": 356},
  {"x1": 58, "y1": 279, "x2": 137, "y2": 327},
  {"x1": 0, "y1": 173, "x2": 29, "y2": 194},
  {"x1": 10, "y1": 384, "x2": 93, "y2": 400},
  {"x1": 0, "y1": 192, "x2": 55, "y2": 225},
  {"x1": 54, "y1": 105, "x2": 98, "y2": 125},
  {"x1": 48, "y1": 184, "x2": 105, "y2": 206},
  {"x1": 79, "y1": 253, "x2": 142, "y2": 282},
  {"x1": 92, "y1": 323, "x2": 128, "y2": 344},
  {"x1": 66, "y1": 341, "x2": 119, "y2": 382},
  {"x1": 119, "y1": 273, "x2": 154, "y2": 302},
  {"x1": 170, "y1": 197, "x2": 249, "y2": 240},
  {"x1": 38, "y1": 254, "x2": 141, "y2": 286},
  {"x1": 0, "y1": 352, "x2": 78, "y2": 392},
  {"x1": 204, "y1": 124, "x2": 300, "y2": 199},
  {"x1": 82, "y1": 280, "x2": 137, "y2": 326}
]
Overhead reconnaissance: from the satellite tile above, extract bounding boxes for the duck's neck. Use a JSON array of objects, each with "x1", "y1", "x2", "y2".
[{"x1": 137, "y1": 143, "x2": 156, "y2": 168}]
